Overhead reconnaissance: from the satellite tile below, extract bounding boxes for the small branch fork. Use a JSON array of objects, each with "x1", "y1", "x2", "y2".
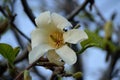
[
  {"x1": 14, "y1": 58, "x2": 46, "y2": 80},
  {"x1": 0, "y1": 6, "x2": 31, "y2": 42},
  {"x1": 14, "y1": 58, "x2": 67, "y2": 80}
]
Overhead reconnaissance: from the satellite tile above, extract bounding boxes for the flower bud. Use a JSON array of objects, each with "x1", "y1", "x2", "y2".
[{"x1": 104, "y1": 21, "x2": 113, "y2": 40}]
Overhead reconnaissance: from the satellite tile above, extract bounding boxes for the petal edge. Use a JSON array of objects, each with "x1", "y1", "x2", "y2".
[
  {"x1": 35, "y1": 11, "x2": 51, "y2": 28},
  {"x1": 51, "y1": 13, "x2": 72, "y2": 30},
  {"x1": 56, "y1": 45, "x2": 77, "y2": 65},
  {"x1": 29, "y1": 44, "x2": 53, "y2": 64},
  {"x1": 63, "y1": 29, "x2": 88, "y2": 44}
]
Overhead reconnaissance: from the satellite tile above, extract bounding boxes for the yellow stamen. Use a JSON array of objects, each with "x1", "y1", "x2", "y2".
[{"x1": 49, "y1": 30, "x2": 64, "y2": 48}]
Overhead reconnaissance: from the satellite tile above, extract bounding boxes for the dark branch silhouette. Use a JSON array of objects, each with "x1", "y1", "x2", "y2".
[{"x1": 21, "y1": 0, "x2": 36, "y2": 26}]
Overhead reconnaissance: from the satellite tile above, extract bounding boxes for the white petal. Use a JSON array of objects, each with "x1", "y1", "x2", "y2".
[
  {"x1": 35, "y1": 11, "x2": 53, "y2": 28},
  {"x1": 47, "y1": 50, "x2": 64, "y2": 66},
  {"x1": 31, "y1": 29, "x2": 49, "y2": 48},
  {"x1": 63, "y1": 29, "x2": 88, "y2": 44},
  {"x1": 56, "y1": 45, "x2": 77, "y2": 65},
  {"x1": 51, "y1": 13, "x2": 72, "y2": 30},
  {"x1": 29, "y1": 44, "x2": 53, "y2": 64}
]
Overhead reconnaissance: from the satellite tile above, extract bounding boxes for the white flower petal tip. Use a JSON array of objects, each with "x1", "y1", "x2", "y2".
[
  {"x1": 35, "y1": 11, "x2": 72, "y2": 30},
  {"x1": 63, "y1": 29, "x2": 88, "y2": 44},
  {"x1": 51, "y1": 13, "x2": 72, "y2": 30},
  {"x1": 29, "y1": 44, "x2": 53, "y2": 64},
  {"x1": 35, "y1": 11, "x2": 51, "y2": 28},
  {"x1": 56, "y1": 45, "x2": 77, "y2": 65},
  {"x1": 29, "y1": 47, "x2": 43, "y2": 64}
]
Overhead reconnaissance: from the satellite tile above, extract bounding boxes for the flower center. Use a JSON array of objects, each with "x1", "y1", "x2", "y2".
[{"x1": 49, "y1": 30, "x2": 64, "y2": 49}]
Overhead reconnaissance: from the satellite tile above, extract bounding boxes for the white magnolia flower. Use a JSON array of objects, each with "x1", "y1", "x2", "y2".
[{"x1": 29, "y1": 11, "x2": 88, "y2": 65}]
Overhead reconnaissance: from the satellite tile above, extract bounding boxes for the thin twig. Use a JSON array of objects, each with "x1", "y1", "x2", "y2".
[
  {"x1": 15, "y1": 58, "x2": 64, "y2": 80},
  {"x1": 0, "y1": 6, "x2": 7, "y2": 17},
  {"x1": 0, "y1": 6, "x2": 31, "y2": 42},
  {"x1": 94, "y1": 4, "x2": 106, "y2": 22},
  {"x1": 21, "y1": 0, "x2": 36, "y2": 26},
  {"x1": 11, "y1": 23, "x2": 31, "y2": 42},
  {"x1": 33, "y1": 67, "x2": 46, "y2": 80},
  {"x1": 109, "y1": 50, "x2": 120, "y2": 78},
  {"x1": 11, "y1": 27, "x2": 24, "y2": 49},
  {"x1": 14, "y1": 58, "x2": 40, "y2": 80},
  {"x1": 36, "y1": 62, "x2": 58, "y2": 67},
  {"x1": 50, "y1": 73, "x2": 58, "y2": 80},
  {"x1": 14, "y1": 58, "x2": 50, "y2": 80},
  {"x1": 60, "y1": 73, "x2": 73, "y2": 77},
  {"x1": 8, "y1": 1, "x2": 24, "y2": 48},
  {"x1": 67, "y1": 0, "x2": 89, "y2": 20}
]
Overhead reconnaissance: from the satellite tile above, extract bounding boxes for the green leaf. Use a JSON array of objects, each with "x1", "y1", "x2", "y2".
[
  {"x1": 0, "y1": 43, "x2": 20, "y2": 66},
  {"x1": 0, "y1": 43, "x2": 13, "y2": 59},
  {"x1": 13, "y1": 47, "x2": 20, "y2": 58},
  {"x1": 78, "y1": 30, "x2": 103, "y2": 54},
  {"x1": 78, "y1": 30, "x2": 118, "y2": 54}
]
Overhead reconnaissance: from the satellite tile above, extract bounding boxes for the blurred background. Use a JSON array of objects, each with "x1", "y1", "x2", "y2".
[{"x1": 0, "y1": 0, "x2": 120, "y2": 80}]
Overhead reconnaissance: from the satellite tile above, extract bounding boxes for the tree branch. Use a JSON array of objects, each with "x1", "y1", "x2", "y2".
[
  {"x1": 11, "y1": 23, "x2": 31, "y2": 42},
  {"x1": 94, "y1": 4, "x2": 106, "y2": 22},
  {"x1": 14, "y1": 58, "x2": 40, "y2": 80},
  {"x1": 67, "y1": 0, "x2": 89, "y2": 20},
  {"x1": 33, "y1": 67, "x2": 46, "y2": 80},
  {"x1": 11, "y1": 26, "x2": 24, "y2": 49},
  {"x1": 21, "y1": 0, "x2": 36, "y2": 26},
  {"x1": 0, "y1": 6, "x2": 7, "y2": 17},
  {"x1": 0, "y1": 6, "x2": 31, "y2": 42}
]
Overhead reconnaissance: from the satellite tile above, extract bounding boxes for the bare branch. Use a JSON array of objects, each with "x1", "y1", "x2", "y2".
[
  {"x1": 0, "y1": 6, "x2": 31, "y2": 42},
  {"x1": 11, "y1": 23, "x2": 31, "y2": 42},
  {"x1": 67, "y1": 0, "x2": 89, "y2": 20},
  {"x1": 14, "y1": 58, "x2": 49, "y2": 80},
  {"x1": 94, "y1": 4, "x2": 106, "y2": 22},
  {"x1": 21, "y1": 0, "x2": 36, "y2": 26},
  {"x1": 33, "y1": 67, "x2": 46, "y2": 80}
]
